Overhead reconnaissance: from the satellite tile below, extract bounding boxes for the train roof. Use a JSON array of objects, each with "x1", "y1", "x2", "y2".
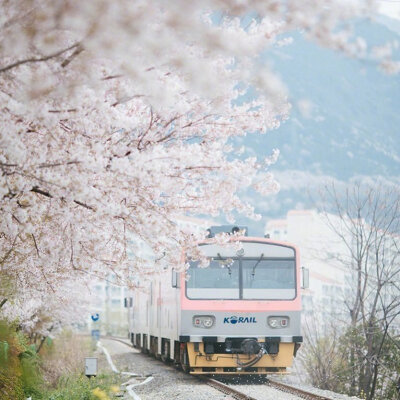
[{"x1": 207, "y1": 225, "x2": 248, "y2": 237}]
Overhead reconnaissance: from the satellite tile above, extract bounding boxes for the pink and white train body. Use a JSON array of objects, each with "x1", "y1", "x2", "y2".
[{"x1": 128, "y1": 226, "x2": 307, "y2": 375}]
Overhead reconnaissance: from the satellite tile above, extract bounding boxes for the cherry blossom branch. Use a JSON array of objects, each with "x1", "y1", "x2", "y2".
[
  {"x1": 102, "y1": 74, "x2": 123, "y2": 81},
  {"x1": 31, "y1": 186, "x2": 52, "y2": 199},
  {"x1": 12, "y1": 213, "x2": 21, "y2": 224},
  {"x1": 40, "y1": 268, "x2": 56, "y2": 293},
  {"x1": 61, "y1": 45, "x2": 84, "y2": 68},
  {"x1": 185, "y1": 165, "x2": 219, "y2": 171},
  {"x1": 31, "y1": 186, "x2": 96, "y2": 211},
  {"x1": 32, "y1": 234, "x2": 40, "y2": 257},
  {"x1": 48, "y1": 108, "x2": 77, "y2": 114},
  {"x1": 0, "y1": 234, "x2": 19, "y2": 266},
  {"x1": 73, "y1": 199, "x2": 96, "y2": 211},
  {"x1": 154, "y1": 129, "x2": 176, "y2": 144},
  {"x1": 0, "y1": 42, "x2": 81, "y2": 73},
  {"x1": 70, "y1": 236, "x2": 75, "y2": 270},
  {"x1": 137, "y1": 107, "x2": 154, "y2": 150},
  {"x1": 38, "y1": 160, "x2": 81, "y2": 168},
  {"x1": 111, "y1": 94, "x2": 144, "y2": 107},
  {"x1": 0, "y1": 298, "x2": 7, "y2": 309}
]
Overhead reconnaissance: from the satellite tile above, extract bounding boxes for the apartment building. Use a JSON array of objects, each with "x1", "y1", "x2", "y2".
[{"x1": 265, "y1": 210, "x2": 352, "y2": 322}]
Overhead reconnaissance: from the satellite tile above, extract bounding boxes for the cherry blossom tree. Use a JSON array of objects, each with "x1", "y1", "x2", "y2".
[
  {"x1": 1, "y1": 280, "x2": 88, "y2": 349},
  {"x1": 0, "y1": 1, "x2": 390, "y2": 329}
]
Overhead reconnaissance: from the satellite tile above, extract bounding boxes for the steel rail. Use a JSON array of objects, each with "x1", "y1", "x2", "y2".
[
  {"x1": 267, "y1": 378, "x2": 334, "y2": 400},
  {"x1": 201, "y1": 376, "x2": 335, "y2": 400},
  {"x1": 102, "y1": 335, "x2": 135, "y2": 348},
  {"x1": 198, "y1": 376, "x2": 258, "y2": 400}
]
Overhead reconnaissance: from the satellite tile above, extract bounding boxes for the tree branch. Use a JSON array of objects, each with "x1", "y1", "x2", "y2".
[
  {"x1": 61, "y1": 45, "x2": 84, "y2": 68},
  {"x1": 37, "y1": 325, "x2": 54, "y2": 353},
  {"x1": 31, "y1": 186, "x2": 95, "y2": 211},
  {"x1": 73, "y1": 199, "x2": 95, "y2": 211},
  {"x1": 0, "y1": 298, "x2": 7, "y2": 309},
  {"x1": 32, "y1": 234, "x2": 40, "y2": 257},
  {"x1": 0, "y1": 43, "x2": 80, "y2": 73},
  {"x1": 31, "y1": 186, "x2": 53, "y2": 198}
]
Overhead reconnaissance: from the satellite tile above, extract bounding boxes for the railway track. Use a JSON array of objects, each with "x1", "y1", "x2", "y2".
[
  {"x1": 105, "y1": 336, "x2": 334, "y2": 400},
  {"x1": 199, "y1": 376, "x2": 334, "y2": 400},
  {"x1": 266, "y1": 378, "x2": 333, "y2": 400},
  {"x1": 198, "y1": 376, "x2": 258, "y2": 400}
]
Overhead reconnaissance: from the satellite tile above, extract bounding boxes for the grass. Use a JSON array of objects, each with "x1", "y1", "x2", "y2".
[
  {"x1": 40, "y1": 331, "x2": 93, "y2": 387},
  {"x1": 45, "y1": 372, "x2": 121, "y2": 400},
  {"x1": 40, "y1": 331, "x2": 122, "y2": 400}
]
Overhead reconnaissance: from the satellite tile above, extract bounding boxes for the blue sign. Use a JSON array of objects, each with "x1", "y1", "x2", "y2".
[
  {"x1": 91, "y1": 313, "x2": 100, "y2": 322},
  {"x1": 91, "y1": 329, "x2": 100, "y2": 341}
]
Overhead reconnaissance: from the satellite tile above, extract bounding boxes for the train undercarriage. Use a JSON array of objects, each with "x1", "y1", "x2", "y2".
[{"x1": 132, "y1": 333, "x2": 301, "y2": 375}]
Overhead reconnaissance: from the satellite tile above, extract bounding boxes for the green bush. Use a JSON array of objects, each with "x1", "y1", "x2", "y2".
[
  {"x1": 0, "y1": 322, "x2": 121, "y2": 400},
  {"x1": 0, "y1": 320, "x2": 43, "y2": 400},
  {"x1": 302, "y1": 323, "x2": 400, "y2": 400},
  {"x1": 45, "y1": 373, "x2": 120, "y2": 400},
  {"x1": 46, "y1": 375, "x2": 93, "y2": 400}
]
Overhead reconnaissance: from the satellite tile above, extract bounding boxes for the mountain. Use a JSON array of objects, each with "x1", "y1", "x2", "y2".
[{"x1": 233, "y1": 17, "x2": 400, "y2": 235}]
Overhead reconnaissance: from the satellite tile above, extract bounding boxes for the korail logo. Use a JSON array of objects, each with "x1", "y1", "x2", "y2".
[{"x1": 223, "y1": 316, "x2": 257, "y2": 324}]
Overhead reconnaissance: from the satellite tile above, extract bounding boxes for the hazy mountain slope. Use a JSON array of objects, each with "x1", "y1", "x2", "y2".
[{"x1": 235, "y1": 17, "x2": 400, "y2": 234}]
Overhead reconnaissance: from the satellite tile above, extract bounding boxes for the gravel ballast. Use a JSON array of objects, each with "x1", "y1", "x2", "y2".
[{"x1": 98, "y1": 339, "x2": 362, "y2": 400}]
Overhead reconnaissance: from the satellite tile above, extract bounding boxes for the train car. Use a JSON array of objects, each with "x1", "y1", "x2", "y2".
[{"x1": 127, "y1": 226, "x2": 308, "y2": 375}]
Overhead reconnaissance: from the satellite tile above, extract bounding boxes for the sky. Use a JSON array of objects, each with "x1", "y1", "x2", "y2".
[{"x1": 379, "y1": 0, "x2": 400, "y2": 19}]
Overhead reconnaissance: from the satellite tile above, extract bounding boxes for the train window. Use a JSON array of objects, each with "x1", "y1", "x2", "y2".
[
  {"x1": 186, "y1": 256, "x2": 296, "y2": 300},
  {"x1": 186, "y1": 259, "x2": 240, "y2": 299},
  {"x1": 242, "y1": 259, "x2": 296, "y2": 300}
]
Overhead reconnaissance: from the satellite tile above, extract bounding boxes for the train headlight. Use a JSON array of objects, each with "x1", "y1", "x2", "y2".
[
  {"x1": 268, "y1": 316, "x2": 289, "y2": 329},
  {"x1": 193, "y1": 315, "x2": 215, "y2": 329}
]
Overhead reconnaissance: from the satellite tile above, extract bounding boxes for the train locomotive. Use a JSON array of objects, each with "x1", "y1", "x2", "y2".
[{"x1": 128, "y1": 226, "x2": 308, "y2": 375}]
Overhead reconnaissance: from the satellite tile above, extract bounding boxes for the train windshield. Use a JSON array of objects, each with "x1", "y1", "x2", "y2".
[
  {"x1": 242, "y1": 259, "x2": 295, "y2": 299},
  {"x1": 186, "y1": 257, "x2": 296, "y2": 300},
  {"x1": 186, "y1": 259, "x2": 240, "y2": 299}
]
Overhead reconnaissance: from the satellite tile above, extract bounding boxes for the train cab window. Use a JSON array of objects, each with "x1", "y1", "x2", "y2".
[
  {"x1": 242, "y1": 259, "x2": 295, "y2": 300},
  {"x1": 186, "y1": 259, "x2": 240, "y2": 299},
  {"x1": 186, "y1": 255, "x2": 296, "y2": 300}
]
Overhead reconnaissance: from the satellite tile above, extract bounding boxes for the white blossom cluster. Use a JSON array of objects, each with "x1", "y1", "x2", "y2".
[{"x1": 0, "y1": 0, "x2": 383, "y2": 334}]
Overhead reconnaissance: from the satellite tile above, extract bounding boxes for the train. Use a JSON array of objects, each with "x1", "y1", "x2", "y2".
[{"x1": 127, "y1": 226, "x2": 308, "y2": 375}]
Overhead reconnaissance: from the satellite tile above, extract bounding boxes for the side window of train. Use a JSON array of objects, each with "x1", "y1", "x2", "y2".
[{"x1": 172, "y1": 269, "x2": 179, "y2": 288}]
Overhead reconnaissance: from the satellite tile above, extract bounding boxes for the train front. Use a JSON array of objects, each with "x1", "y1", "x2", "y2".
[{"x1": 179, "y1": 237, "x2": 303, "y2": 375}]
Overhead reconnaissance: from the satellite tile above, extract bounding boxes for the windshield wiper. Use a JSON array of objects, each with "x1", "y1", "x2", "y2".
[
  {"x1": 217, "y1": 252, "x2": 232, "y2": 276},
  {"x1": 251, "y1": 253, "x2": 264, "y2": 278}
]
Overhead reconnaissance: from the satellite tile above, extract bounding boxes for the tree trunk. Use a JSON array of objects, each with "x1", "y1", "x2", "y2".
[
  {"x1": 349, "y1": 347, "x2": 356, "y2": 395},
  {"x1": 37, "y1": 325, "x2": 54, "y2": 353},
  {"x1": 37, "y1": 335, "x2": 47, "y2": 353}
]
